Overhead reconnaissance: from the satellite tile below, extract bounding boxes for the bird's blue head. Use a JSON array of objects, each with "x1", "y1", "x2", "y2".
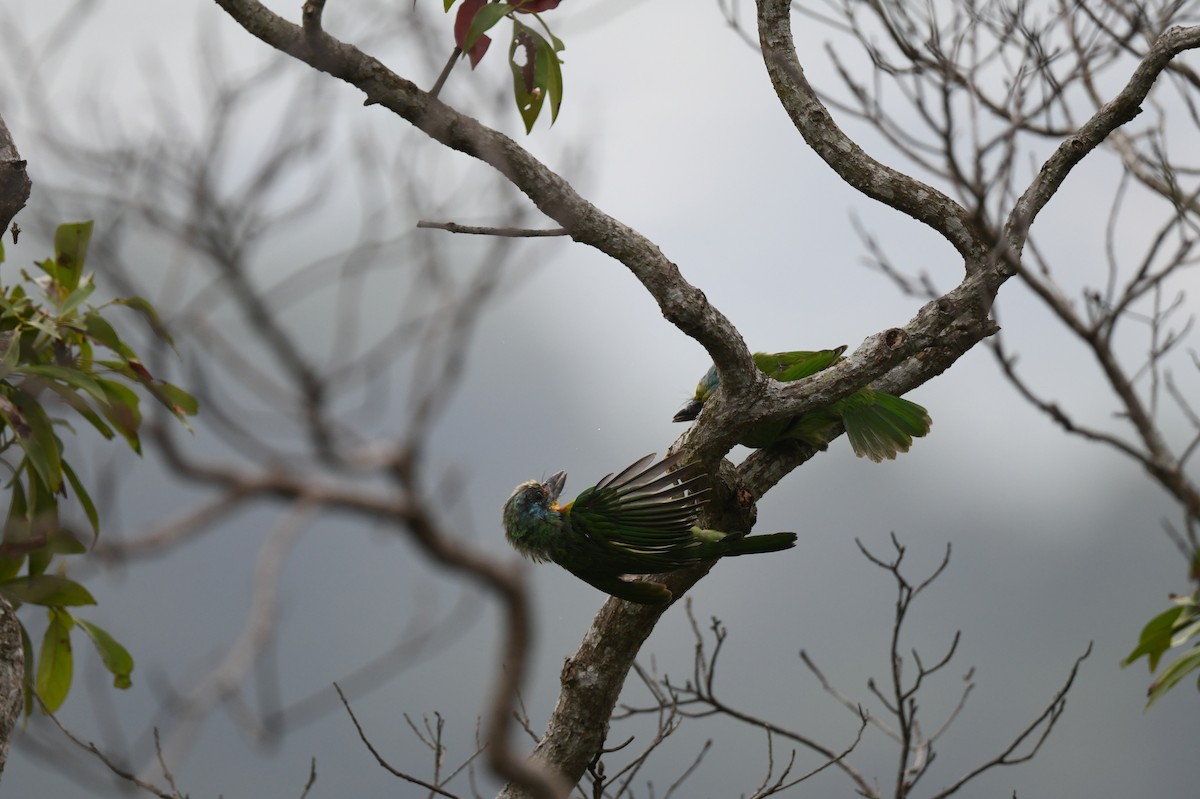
[
  {"x1": 672, "y1": 365, "x2": 719, "y2": 423},
  {"x1": 502, "y1": 471, "x2": 568, "y2": 556}
]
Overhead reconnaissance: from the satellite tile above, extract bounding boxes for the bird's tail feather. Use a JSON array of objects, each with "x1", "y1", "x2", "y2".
[
  {"x1": 842, "y1": 391, "x2": 932, "y2": 462},
  {"x1": 720, "y1": 532, "x2": 798, "y2": 556}
]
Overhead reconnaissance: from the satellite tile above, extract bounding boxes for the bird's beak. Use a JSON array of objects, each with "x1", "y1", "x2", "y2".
[
  {"x1": 544, "y1": 471, "x2": 567, "y2": 503},
  {"x1": 672, "y1": 398, "x2": 704, "y2": 423}
]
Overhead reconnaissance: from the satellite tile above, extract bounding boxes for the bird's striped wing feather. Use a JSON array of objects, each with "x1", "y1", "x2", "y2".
[{"x1": 567, "y1": 452, "x2": 708, "y2": 558}]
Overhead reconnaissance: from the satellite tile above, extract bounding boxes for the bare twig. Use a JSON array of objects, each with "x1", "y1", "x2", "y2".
[
  {"x1": 41, "y1": 705, "x2": 181, "y2": 799},
  {"x1": 335, "y1": 683, "x2": 460, "y2": 799},
  {"x1": 930, "y1": 644, "x2": 1094, "y2": 799},
  {"x1": 417, "y1": 221, "x2": 569, "y2": 237},
  {"x1": 298, "y1": 757, "x2": 318, "y2": 799},
  {"x1": 618, "y1": 600, "x2": 875, "y2": 796}
]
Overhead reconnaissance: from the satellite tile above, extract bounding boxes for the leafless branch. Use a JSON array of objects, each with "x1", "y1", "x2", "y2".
[
  {"x1": 298, "y1": 757, "x2": 318, "y2": 799},
  {"x1": 930, "y1": 644, "x2": 1093, "y2": 799},
  {"x1": 416, "y1": 221, "x2": 569, "y2": 237},
  {"x1": 335, "y1": 683, "x2": 461, "y2": 799},
  {"x1": 617, "y1": 599, "x2": 875, "y2": 796},
  {"x1": 42, "y1": 706, "x2": 182, "y2": 799}
]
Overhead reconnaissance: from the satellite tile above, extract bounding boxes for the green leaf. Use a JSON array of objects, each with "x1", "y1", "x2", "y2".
[
  {"x1": 36, "y1": 609, "x2": 74, "y2": 712},
  {"x1": 508, "y1": 21, "x2": 563, "y2": 132},
  {"x1": 95, "y1": 378, "x2": 142, "y2": 453},
  {"x1": 19, "y1": 308, "x2": 62, "y2": 340},
  {"x1": 76, "y1": 619, "x2": 133, "y2": 690},
  {"x1": 10, "y1": 390, "x2": 64, "y2": 492},
  {"x1": 26, "y1": 545, "x2": 51, "y2": 580},
  {"x1": 34, "y1": 257, "x2": 65, "y2": 288},
  {"x1": 96, "y1": 359, "x2": 153, "y2": 383},
  {"x1": 156, "y1": 382, "x2": 199, "y2": 418},
  {"x1": 1123, "y1": 605, "x2": 1185, "y2": 672},
  {"x1": 510, "y1": 23, "x2": 545, "y2": 133},
  {"x1": 0, "y1": 475, "x2": 31, "y2": 582},
  {"x1": 0, "y1": 393, "x2": 29, "y2": 441},
  {"x1": 0, "y1": 574, "x2": 97, "y2": 606},
  {"x1": 52, "y1": 221, "x2": 93, "y2": 295},
  {"x1": 464, "y1": 1, "x2": 515, "y2": 53},
  {"x1": 0, "y1": 554, "x2": 22, "y2": 584},
  {"x1": 83, "y1": 312, "x2": 137, "y2": 361},
  {"x1": 2, "y1": 475, "x2": 31, "y2": 548},
  {"x1": 1172, "y1": 617, "x2": 1200, "y2": 649},
  {"x1": 1146, "y1": 646, "x2": 1200, "y2": 708},
  {"x1": 3, "y1": 389, "x2": 63, "y2": 493},
  {"x1": 538, "y1": 30, "x2": 563, "y2": 124},
  {"x1": 23, "y1": 478, "x2": 56, "y2": 579},
  {"x1": 0, "y1": 332, "x2": 21, "y2": 381},
  {"x1": 34, "y1": 379, "x2": 115, "y2": 441},
  {"x1": 61, "y1": 461, "x2": 100, "y2": 541},
  {"x1": 59, "y1": 277, "x2": 96, "y2": 316},
  {"x1": 17, "y1": 363, "x2": 107, "y2": 406},
  {"x1": 111, "y1": 295, "x2": 176, "y2": 350},
  {"x1": 109, "y1": 373, "x2": 197, "y2": 428},
  {"x1": 42, "y1": 525, "x2": 87, "y2": 556}
]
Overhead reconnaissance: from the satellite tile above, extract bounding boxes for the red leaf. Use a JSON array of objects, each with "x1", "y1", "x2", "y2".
[
  {"x1": 127, "y1": 360, "x2": 154, "y2": 383},
  {"x1": 509, "y1": 0, "x2": 561, "y2": 11},
  {"x1": 455, "y1": 0, "x2": 492, "y2": 68}
]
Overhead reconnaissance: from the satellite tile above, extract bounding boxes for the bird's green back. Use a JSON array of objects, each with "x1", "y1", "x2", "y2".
[
  {"x1": 752, "y1": 347, "x2": 845, "y2": 383},
  {"x1": 675, "y1": 346, "x2": 931, "y2": 459}
]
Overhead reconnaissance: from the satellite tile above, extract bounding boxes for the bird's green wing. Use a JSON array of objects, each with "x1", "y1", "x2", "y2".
[
  {"x1": 675, "y1": 347, "x2": 932, "y2": 459},
  {"x1": 754, "y1": 347, "x2": 846, "y2": 383},
  {"x1": 734, "y1": 348, "x2": 847, "y2": 448},
  {"x1": 563, "y1": 452, "x2": 709, "y2": 568},
  {"x1": 838, "y1": 390, "x2": 932, "y2": 462}
]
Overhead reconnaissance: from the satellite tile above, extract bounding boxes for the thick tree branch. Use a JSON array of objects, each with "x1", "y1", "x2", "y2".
[
  {"x1": 0, "y1": 113, "x2": 27, "y2": 780},
  {"x1": 0, "y1": 596, "x2": 21, "y2": 781},
  {"x1": 0, "y1": 113, "x2": 31, "y2": 237},
  {"x1": 209, "y1": 0, "x2": 758, "y2": 398},
  {"x1": 757, "y1": 0, "x2": 988, "y2": 264}
]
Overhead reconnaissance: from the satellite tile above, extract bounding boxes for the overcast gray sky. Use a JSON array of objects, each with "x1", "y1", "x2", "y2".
[{"x1": 2, "y1": 1, "x2": 1198, "y2": 796}]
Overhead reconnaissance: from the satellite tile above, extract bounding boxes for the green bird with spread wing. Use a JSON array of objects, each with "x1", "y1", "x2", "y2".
[
  {"x1": 673, "y1": 347, "x2": 931, "y2": 462},
  {"x1": 502, "y1": 452, "x2": 797, "y2": 604}
]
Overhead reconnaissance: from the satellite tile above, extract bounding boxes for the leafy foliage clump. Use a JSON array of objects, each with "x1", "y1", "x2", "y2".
[
  {"x1": 448, "y1": 0, "x2": 565, "y2": 133},
  {"x1": 1124, "y1": 554, "x2": 1200, "y2": 708},
  {"x1": 0, "y1": 221, "x2": 196, "y2": 715}
]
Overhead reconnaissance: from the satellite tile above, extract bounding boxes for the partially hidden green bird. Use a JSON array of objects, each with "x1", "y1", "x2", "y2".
[
  {"x1": 502, "y1": 452, "x2": 797, "y2": 604},
  {"x1": 673, "y1": 347, "x2": 931, "y2": 462}
]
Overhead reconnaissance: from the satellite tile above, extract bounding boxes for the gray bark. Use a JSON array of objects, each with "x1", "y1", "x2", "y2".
[
  {"x1": 0, "y1": 595, "x2": 24, "y2": 780},
  {"x1": 0, "y1": 111, "x2": 28, "y2": 780},
  {"x1": 0, "y1": 113, "x2": 31, "y2": 235}
]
